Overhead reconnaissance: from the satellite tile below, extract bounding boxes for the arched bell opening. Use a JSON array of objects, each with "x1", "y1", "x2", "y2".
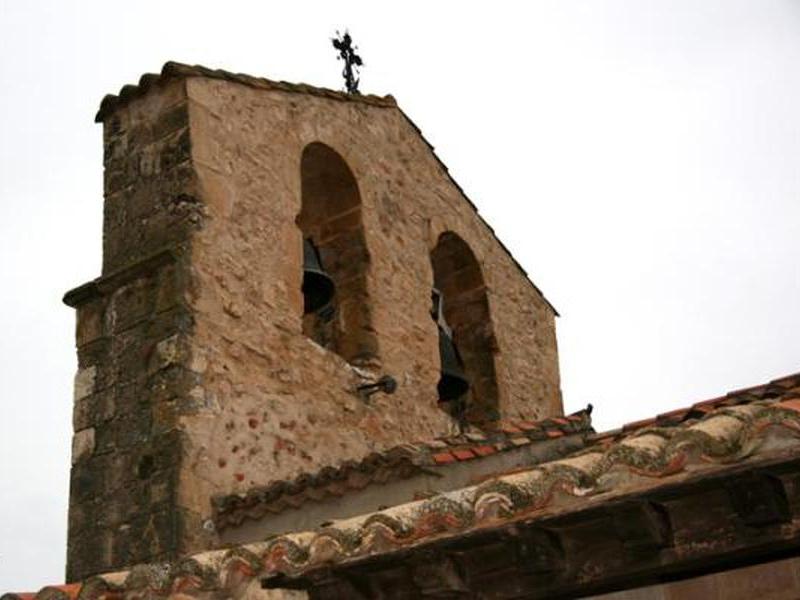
[
  {"x1": 430, "y1": 232, "x2": 499, "y2": 425},
  {"x1": 297, "y1": 142, "x2": 378, "y2": 365}
]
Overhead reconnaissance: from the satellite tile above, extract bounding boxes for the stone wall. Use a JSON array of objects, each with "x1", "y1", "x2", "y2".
[
  {"x1": 65, "y1": 82, "x2": 202, "y2": 580},
  {"x1": 179, "y1": 77, "x2": 562, "y2": 540}
]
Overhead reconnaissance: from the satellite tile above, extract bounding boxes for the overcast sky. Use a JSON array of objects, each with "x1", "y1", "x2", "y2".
[{"x1": 2, "y1": 0, "x2": 800, "y2": 590}]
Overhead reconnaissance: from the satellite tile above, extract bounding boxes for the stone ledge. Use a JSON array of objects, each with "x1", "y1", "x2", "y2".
[{"x1": 63, "y1": 248, "x2": 180, "y2": 308}]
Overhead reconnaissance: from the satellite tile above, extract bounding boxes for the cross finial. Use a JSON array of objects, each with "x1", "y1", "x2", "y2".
[{"x1": 332, "y1": 30, "x2": 363, "y2": 94}]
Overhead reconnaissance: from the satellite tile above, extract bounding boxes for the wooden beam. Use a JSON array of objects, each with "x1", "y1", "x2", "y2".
[
  {"x1": 725, "y1": 471, "x2": 790, "y2": 527},
  {"x1": 609, "y1": 500, "x2": 672, "y2": 555}
]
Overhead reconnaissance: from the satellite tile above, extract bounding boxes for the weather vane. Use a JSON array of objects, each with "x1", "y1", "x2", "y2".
[{"x1": 332, "y1": 30, "x2": 363, "y2": 94}]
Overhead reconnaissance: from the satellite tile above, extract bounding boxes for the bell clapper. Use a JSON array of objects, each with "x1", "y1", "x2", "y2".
[{"x1": 431, "y1": 288, "x2": 470, "y2": 418}]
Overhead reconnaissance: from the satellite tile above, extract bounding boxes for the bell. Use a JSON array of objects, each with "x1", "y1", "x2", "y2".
[
  {"x1": 302, "y1": 238, "x2": 335, "y2": 313},
  {"x1": 437, "y1": 326, "x2": 470, "y2": 401},
  {"x1": 431, "y1": 289, "x2": 470, "y2": 401}
]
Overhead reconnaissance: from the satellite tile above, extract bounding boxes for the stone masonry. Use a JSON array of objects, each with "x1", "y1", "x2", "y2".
[{"x1": 63, "y1": 64, "x2": 562, "y2": 581}]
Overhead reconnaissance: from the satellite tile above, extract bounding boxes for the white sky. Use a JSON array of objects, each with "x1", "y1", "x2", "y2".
[{"x1": 1, "y1": 0, "x2": 799, "y2": 590}]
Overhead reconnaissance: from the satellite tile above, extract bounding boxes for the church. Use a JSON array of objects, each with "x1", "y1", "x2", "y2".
[{"x1": 4, "y1": 61, "x2": 800, "y2": 600}]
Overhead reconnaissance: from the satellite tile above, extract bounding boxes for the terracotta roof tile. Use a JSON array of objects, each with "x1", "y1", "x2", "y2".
[
  {"x1": 621, "y1": 416, "x2": 657, "y2": 432},
  {"x1": 545, "y1": 429, "x2": 565, "y2": 439},
  {"x1": 499, "y1": 424, "x2": 523, "y2": 434},
  {"x1": 690, "y1": 402, "x2": 718, "y2": 415},
  {"x1": 432, "y1": 452, "x2": 457, "y2": 465},
  {"x1": 610, "y1": 378, "x2": 800, "y2": 438},
  {"x1": 655, "y1": 407, "x2": 690, "y2": 425},
  {"x1": 524, "y1": 428, "x2": 550, "y2": 441},
  {"x1": 690, "y1": 395, "x2": 727, "y2": 408},
  {"x1": 777, "y1": 399, "x2": 800, "y2": 413},
  {"x1": 472, "y1": 445, "x2": 496, "y2": 457},
  {"x1": 452, "y1": 449, "x2": 476, "y2": 461},
  {"x1": 591, "y1": 371, "x2": 800, "y2": 445},
  {"x1": 769, "y1": 371, "x2": 800, "y2": 388}
]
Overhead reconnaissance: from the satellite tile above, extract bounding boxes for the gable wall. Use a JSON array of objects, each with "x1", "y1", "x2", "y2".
[{"x1": 178, "y1": 77, "x2": 562, "y2": 550}]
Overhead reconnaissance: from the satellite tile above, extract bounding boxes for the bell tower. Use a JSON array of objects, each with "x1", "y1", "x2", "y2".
[{"x1": 63, "y1": 62, "x2": 562, "y2": 581}]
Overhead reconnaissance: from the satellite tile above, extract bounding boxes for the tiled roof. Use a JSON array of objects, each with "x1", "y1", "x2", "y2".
[
  {"x1": 94, "y1": 61, "x2": 396, "y2": 122},
  {"x1": 251, "y1": 372, "x2": 800, "y2": 579},
  {"x1": 589, "y1": 371, "x2": 800, "y2": 445},
  {"x1": 212, "y1": 410, "x2": 593, "y2": 530},
  {"x1": 6, "y1": 372, "x2": 800, "y2": 599}
]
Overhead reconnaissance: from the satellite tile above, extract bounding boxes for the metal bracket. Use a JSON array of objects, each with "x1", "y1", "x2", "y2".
[{"x1": 356, "y1": 375, "x2": 397, "y2": 400}]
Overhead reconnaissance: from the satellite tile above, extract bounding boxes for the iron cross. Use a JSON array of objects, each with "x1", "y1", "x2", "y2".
[{"x1": 332, "y1": 31, "x2": 363, "y2": 94}]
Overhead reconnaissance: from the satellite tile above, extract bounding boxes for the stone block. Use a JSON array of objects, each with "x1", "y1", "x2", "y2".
[
  {"x1": 76, "y1": 298, "x2": 107, "y2": 347},
  {"x1": 76, "y1": 337, "x2": 110, "y2": 371},
  {"x1": 72, "y1": 428, "x2": 96, "y2": 464},
  {"x1": 73, "y1": 366, "x2": 97, "y2": 402},
  {"x1": 148, "y1": 333, "x2": 185, "y2": 373},
  {"x1": 109, "y1": 279, "x2": 156, "y2": 334},
  {"x1": 72, "y1": 396, "x2": 94, "y2": 431},
  {"x1": 93, "y1": 422, "x2": 118, "y2": 455},
  {"x1": 155, "y1": 263, "x2": 182, "y2": 313},
  {"x1": 152, "y1": 103, "x2": 189, "y2": 139}
]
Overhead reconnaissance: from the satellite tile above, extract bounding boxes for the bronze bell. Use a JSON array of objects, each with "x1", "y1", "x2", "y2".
[
  {"x1": 431, "y1": 289, "x2": 470, "y2": 401},
  {"x1": 302, "y1": 238, "x2": 335, "y2": 314}
]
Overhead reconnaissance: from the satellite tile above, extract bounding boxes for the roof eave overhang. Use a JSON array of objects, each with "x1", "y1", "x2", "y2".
[{"x1": 266, "y1": 450, "x2": 800, "y2": 598}]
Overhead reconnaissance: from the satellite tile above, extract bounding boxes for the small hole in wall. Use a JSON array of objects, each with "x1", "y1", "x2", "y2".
[{"x1": 137, "y1": 455, "x2": 155, "y2": 480}]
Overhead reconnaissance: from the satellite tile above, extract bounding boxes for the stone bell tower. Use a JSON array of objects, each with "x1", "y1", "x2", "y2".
[{"x1": 63, "y1": 62, "x2": 562, "y2": 581}]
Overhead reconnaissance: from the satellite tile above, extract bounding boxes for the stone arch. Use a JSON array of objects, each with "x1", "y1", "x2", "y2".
[
  {"x1": 431, "y1": 231, "x2": 499, "y2": 424},
  {"x1": 297, "y1": 142, "x2": 377, "y2": 364}
]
